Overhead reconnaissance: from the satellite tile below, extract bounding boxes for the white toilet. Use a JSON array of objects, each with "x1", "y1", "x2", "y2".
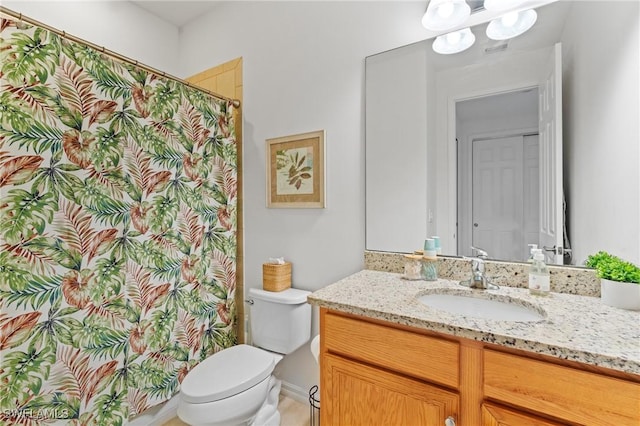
[{"x1": 177, "y1": 287, "x2": 311, "y2": 426}]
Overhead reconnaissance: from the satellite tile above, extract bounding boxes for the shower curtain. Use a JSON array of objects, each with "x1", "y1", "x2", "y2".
[{"x1": 0, "y1": 16, "x2": 237, "y2": 425}]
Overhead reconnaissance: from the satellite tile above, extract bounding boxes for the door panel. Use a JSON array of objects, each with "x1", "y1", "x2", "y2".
[
  {"x1": 523, "y1": 135, "x2": 540, "y2": 259},
  {"x1": 472, "y1": 136, "x2": 524, "y2": 261},
  {"x1": 539, "y1": 43, "x2": 564, "y2": 264}
]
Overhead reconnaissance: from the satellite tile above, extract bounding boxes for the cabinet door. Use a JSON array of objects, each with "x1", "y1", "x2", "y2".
[
  {"x1": 322, "y1": 353, "x2": 459, "y2": 426},
  {"x1": 482, "y1": 402, "x2": 567, "y2": 426}
]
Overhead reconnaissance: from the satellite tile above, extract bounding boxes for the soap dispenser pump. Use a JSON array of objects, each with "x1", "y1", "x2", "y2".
[{"x1": 527, "y1": 244, "x2": 538, "y2": 262}]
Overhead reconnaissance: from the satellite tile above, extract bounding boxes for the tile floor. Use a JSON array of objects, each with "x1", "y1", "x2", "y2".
[{"x1": 161, "y1": 395, "x2": 310, "y2": 426}]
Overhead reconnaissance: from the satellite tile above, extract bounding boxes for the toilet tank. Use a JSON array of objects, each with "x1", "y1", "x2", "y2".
[{"x1": 248, "y1": 287, "x2": 311, "y2": 354}]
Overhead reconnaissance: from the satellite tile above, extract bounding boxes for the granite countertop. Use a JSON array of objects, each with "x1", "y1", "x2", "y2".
[{"x1": 308, "y1": 269, "x2": 640, "y2": 375}]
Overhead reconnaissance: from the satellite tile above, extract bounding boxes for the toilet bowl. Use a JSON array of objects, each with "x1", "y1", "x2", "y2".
[
  {"x1": 177, "y1": 344, "x2": 282, "y2": 426},
  {"x1": 177, "y1": 288, "x2": 311, "y2": 426}
]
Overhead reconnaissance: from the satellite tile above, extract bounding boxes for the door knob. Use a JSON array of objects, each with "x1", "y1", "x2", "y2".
[{"x1": 445, "y1": 416, "x2": 456, "y2": 426}]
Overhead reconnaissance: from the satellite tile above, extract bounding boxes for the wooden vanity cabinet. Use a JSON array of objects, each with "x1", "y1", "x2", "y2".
[{"x1": 319, "y1": 308, "x2": 640, "y2": 426}]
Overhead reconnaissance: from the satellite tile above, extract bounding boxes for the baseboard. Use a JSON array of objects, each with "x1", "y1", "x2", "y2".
[
  {"x1": 280, "y1": 380, "x2": 308, "y2": 404},
  {"x1": 128, "y1": 393, "x2": 180, "y2": 426}
]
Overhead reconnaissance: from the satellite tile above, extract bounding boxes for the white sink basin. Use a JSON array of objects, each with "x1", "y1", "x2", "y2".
[{"x1": 418, "y1": 292, "x2": 545, "y2": 322}]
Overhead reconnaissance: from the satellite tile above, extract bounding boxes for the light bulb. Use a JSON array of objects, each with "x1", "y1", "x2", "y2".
[
  {"x1": 437, "y1": 2, "x2": 455, "y2": 18},
  {"x1": 433, "y1": 28, "x2": 475, "y2": 54},
  {"x1": 486, "y1": 9, "x2": 537, "y2": 40},
  {"x1": 422, "y1": 0, "x2": 471, "y2": 31},
  {"x1": 501, "y1": 11, "x2": 519, "y2": 27},
  {"x1": 446, "y1": 31, "x2": 461, "y2": 45}
]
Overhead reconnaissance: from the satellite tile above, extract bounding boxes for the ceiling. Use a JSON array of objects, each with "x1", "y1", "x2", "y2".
[
  {"x1": 130, "y1": 0, "x2": 567, "y2": 52},
  {"x1": 131, "y1": 1, "x2": 487, "y2": 28},
  {"x1": 130, "y1": 1, "x2": 219, "y2": 27}
]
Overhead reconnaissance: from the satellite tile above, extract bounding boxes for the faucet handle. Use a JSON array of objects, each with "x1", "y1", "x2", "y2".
[
  {"x1": 471, "y1": 246, "x2": 488, "y2": 259},
  {"x1": 471, "y1": 257, "x2": 484, "y2": 273}
]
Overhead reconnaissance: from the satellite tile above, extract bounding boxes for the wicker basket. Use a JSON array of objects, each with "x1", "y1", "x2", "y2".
[{"x1": 262, "y1": 262, "x2": 292, "y2": 292}]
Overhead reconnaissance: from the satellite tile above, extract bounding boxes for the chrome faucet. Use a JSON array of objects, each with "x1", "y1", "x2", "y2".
[
  {"x1": 460, "y1": 246, "x2": 499, "y2": 290},
  {"x1": 471, "y1": 245, "x2": 488, "y2": 260},
  {"x1": 469, "y1": 257, "x2": 489, "y2": 289}
]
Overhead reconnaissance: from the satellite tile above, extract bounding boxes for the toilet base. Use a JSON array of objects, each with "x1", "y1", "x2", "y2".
[
  {"x1": 250, "y1": 376, "x2": 281, "y2": 426},
  {"x1": 177, "y1": 375, "x2": 282, "y2": 426}
]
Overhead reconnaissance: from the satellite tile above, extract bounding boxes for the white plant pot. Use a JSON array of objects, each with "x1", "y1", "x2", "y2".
[{"x1": 600, "y1": 279, "x2": 640, "y2": 311}]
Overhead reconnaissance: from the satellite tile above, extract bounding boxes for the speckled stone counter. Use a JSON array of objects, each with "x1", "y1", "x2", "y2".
[
  {"x1": 364, "y1": 250, "x2": 601, "y2": 296},
  {"x1": 308, "y1": 269, "x2": 640, "y2": 375}
]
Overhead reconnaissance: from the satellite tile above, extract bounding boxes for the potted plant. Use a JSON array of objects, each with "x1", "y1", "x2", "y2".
[{"x1": 585, "y1": 251, "x2": 640, "y2": 310}]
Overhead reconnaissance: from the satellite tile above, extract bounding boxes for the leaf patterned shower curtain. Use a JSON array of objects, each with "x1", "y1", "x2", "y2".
[{"x1": 0, "y1": 17, "x2": 237, "y2": 425}]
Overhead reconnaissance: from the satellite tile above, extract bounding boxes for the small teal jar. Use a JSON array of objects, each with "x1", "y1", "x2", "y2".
[{"x1": 421, "y1": 257, "x2": 438, "y2": 281}]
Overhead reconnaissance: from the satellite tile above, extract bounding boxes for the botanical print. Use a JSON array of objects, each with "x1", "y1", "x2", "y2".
[
  {"x1": 275, "y1": 147, "x2": 313, "y2": 194},
  {"x1": 0, "y1": 17, "x2": 237, "y2": 425},
  {"x1": 266, "y1": 130, "x2": 324, "y2": 209}
]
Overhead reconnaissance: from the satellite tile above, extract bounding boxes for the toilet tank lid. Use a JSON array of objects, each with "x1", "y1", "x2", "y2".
[
  {"x1": 180, "y1": 344, "x2": 276, "y2": 404},
  {"x1": 249, "y1": 287, "x2": 310, "y2": 304}
]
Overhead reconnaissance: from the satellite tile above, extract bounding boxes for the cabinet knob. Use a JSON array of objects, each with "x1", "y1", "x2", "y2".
[{"x1": 444, "y1": 416, "x2": 456, "y2": 426}]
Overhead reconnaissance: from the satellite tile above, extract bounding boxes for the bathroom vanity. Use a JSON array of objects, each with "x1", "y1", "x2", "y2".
[{"x1": 308, "y1": 269, "x2": 640, "y2": 426}]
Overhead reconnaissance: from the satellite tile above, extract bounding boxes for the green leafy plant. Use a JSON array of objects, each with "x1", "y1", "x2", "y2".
[{"x1": 585, "y1": 251, "x2": 640, "y2": 284}]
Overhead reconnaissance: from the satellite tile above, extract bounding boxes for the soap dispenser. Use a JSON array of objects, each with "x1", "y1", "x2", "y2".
[{"x1": 529, "y1": 249, "x2": 550, "y2": 296}]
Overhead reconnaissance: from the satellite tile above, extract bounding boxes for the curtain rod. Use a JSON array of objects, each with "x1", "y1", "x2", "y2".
[{"x1": 0, "y1": 6, "x2": 241, "y2": 109}]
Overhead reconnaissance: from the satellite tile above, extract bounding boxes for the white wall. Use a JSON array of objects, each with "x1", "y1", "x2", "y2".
[
  {"x1": 178, "y1": 1, "x2": 435, "y2": 397},
  {"x1": 561, "y1": 1, "x2": 640, "y2": 265},
  {"x1": 1, "y1": 1, "x2": 181, "y2": 76}
]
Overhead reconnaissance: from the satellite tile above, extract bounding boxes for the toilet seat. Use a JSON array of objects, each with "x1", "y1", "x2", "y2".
[{"x1": 180, "y1": 344, "x2": 276, "y2": 404}]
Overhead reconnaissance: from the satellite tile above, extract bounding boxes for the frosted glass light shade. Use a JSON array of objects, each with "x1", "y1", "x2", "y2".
[
  {"x1": 422, "y1": 0, "x2": 471, "y2": 31},
  {"x1": 483, "y1": 0, "x2": 528, "y2": 12},
  {"x1": 486, "y1": 9, "x2": 537, "y2": 40},
  {"x1": 433, "y1": 28, "x2": 476, "y2": 54}
]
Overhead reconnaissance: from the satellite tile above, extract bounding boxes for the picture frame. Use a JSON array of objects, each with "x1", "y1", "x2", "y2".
[{"x1": 266, "y1": 130, "x2": 325, "y2": 208}]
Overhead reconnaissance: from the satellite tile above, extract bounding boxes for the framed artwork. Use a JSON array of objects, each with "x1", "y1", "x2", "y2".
[{"x1": 266, "y1": 130, "x2": 325, "y2": 208}]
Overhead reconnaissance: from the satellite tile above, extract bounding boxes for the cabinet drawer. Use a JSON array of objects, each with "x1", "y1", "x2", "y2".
[
  {"x1": 323, "y1": 311, "x2": 459, "y2": 388},
  {"x1": 484, "y1": 349, "x2": 640, "y2": 426}
]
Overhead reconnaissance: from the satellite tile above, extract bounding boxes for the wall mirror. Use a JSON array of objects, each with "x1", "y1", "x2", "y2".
[{"x1": 365, "y1": 0, "x2": 639, "y2": 266}]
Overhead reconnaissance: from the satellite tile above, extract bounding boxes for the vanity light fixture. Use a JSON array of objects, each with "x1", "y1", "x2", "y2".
[
  {"x1": 432, "y1": 28, "x2": 476, "y2": 54},
  {"x1": 486, "y1": 9, "x2": 537, "y2": 40},
  {"x1": 422, "y1": 0, "x2": 471, "y2": 31}
]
